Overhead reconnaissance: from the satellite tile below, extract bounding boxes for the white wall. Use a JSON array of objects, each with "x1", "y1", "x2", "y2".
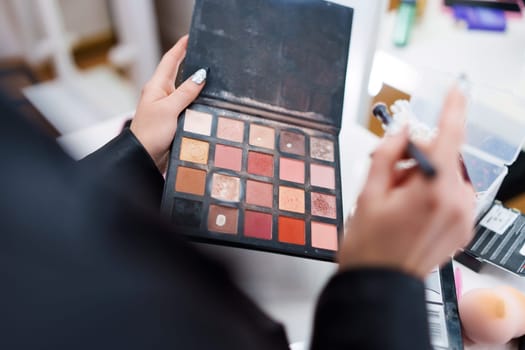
[
  {"x1": 0, "y1": 0, "x2": 111, "y2": 61},
  {"x1": 0, "y1": 2, "x2": 23, "y2": 58}
]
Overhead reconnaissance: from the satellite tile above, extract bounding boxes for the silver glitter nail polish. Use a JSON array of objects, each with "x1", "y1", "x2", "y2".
[{"x1": 191, "y1": 68, "x2": 207, "y2": 84}]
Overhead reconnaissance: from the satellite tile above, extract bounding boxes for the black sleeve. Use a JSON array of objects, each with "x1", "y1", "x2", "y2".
[
  {"x1": 1, "y1": 99, "x2": 290, "y2": 350},
  {"x1": 80, "y1": 128, "x2": 165, "y2": 209},
  {"x1": 311, "y1": 268, "x2": 432, "y2": 350}
]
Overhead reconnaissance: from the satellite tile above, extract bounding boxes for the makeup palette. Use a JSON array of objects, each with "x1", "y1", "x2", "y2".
[
  {"x1": 164, "y1": 104, "x2": 343, "y2": 260},
  {"x1": 161, "y1": 0, "x2": 353, "y2": 261}
]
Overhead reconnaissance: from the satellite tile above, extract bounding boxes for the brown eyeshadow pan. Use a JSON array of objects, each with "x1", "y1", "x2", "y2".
[
  {"x1": 175, "y1": 166, "x2": 206, "y2": 196},
  {"x1": 208, "y1": 205, "x2": 239, "y2": 234},
  {"x1": 280, "y1": 131, "x2": 305, "y2": 156}
]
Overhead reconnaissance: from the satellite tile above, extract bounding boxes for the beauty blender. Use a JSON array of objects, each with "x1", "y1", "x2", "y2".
[{"x1": 459, "y1": 286, "x2": 525, "y2": 345}]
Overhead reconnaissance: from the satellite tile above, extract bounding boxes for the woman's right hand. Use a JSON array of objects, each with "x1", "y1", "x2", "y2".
[{"x1": 339, "y1": 86, "x2": 475, "y2": 279}]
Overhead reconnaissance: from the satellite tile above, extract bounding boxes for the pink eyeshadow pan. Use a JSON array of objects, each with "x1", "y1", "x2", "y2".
[
  {"x1": 279, "y1": 158, "x2": 304, "y2": 184},
  {"x1": 311, "y1": 222, "x2": 338, "y2": 251},
  {"x1": 246, "y1": 180, "x2": 273, "y2": 208},
  {"x1": 217, "y1": 117, "x2": 244, "y2": 142},
  {"x1": 311, "y1": 192, "x2": 336, "y2": 219},
  {"x1": 310, "y1": 164, "x2": 335, "y2": 189},
  {"x1": 215, "y1": 144, "x2": 242, "y2": 171}
]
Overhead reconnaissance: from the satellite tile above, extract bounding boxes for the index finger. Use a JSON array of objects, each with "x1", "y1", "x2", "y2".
[
  {"x1": 433, "y1": 85, "x2": 467, "y2": 163},
  {"x1": 150, "y1": 35, "x2": 189, "y2": 87}
]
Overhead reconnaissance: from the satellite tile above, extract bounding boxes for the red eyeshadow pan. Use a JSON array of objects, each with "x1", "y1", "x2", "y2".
[
  {"x1": 244, "y1": 211, "x2": 272, "y2": 240},
  {"x1": 278, "y1": 216, "x2": 305, "y2": 245},
  {"x1": 247, "y1": 151, "x2": 274, "y2": 177}
]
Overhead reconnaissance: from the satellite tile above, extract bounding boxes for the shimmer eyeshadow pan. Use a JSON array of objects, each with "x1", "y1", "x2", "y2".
[{"x1": 161, "y1": 0, "x2": 352, "y2": 261}]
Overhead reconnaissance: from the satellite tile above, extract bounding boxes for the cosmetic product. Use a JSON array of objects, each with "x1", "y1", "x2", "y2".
[
  {"x1": 459, "y1": 286, "x2": 525, "y2": 345},
  {"x1": 426, "y1": 262, "x2": 464, "y2": 350},
  {"x1": 445, "y1": 0, "x2": 522, "y2": 12},
  {"x1": 161, "y1": 0, "x2": 353, "y2": 261},
  {"x1": 393, "y1": 0, "x2": 417, "y2": 47},
  {"x1": 458, "y1": 202, "x2": 525, "y2": 276},
  {"x1": 453, "y1": 5, "x2": 507, "y2": 31},
  {"x1": 372, "y1": 103, "x2": 437, "y2": 178}
]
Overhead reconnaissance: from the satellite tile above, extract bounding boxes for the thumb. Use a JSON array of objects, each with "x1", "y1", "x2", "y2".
[
  {"x1": 163, "y1": 68, "x2": 207, "y2": 114},
  {"x1": 362, "y1": 127, "x2": 409, "y2": 197}
]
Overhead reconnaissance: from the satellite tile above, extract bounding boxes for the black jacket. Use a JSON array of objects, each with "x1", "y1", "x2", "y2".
[{"x1": 0, "y1": 97, "x2": 431, "y2": 349}]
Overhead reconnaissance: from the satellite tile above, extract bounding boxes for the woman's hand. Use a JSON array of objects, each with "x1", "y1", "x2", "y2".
[
  {"x1": 339, "y1": 86, "x2": 476, "y2": 279},
  {"x1": 130, "y1": 35, "x2": 207, "y2": 172}
]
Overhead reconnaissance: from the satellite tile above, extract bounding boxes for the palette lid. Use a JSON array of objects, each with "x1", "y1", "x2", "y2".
[{"x1": 180, "y1": 0, "x2": 353, "y2": 130}]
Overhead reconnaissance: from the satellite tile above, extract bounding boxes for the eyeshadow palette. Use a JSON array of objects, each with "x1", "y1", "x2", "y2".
[{"x1": 161, "y1": 0, "x2": 353, "y2": 261}]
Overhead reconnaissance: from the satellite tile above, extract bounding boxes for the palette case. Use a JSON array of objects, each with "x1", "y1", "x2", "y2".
[
  {"x1": 426, "y1": 262, "x2": 463, "y2": 350},
  {"x1": 445, "y1": 0, "x2": 522, "y2": 12},
  {"x1": 161, "y1": 0, "x2": 353, "y2": 261},
  {"x1": 456, "y1": 201, "x2": 525, "y2": 276}
]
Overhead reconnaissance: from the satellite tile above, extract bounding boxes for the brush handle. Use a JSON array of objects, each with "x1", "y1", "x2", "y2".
[{"x1": 406, "y1": 141, "x2": 437, "y2": 178}]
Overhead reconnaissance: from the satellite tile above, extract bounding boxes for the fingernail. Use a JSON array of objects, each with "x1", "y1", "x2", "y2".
[
  {"x1": 191, "y1": 68, "x2": 208, "y2": 85},
  {"x1": 457, "y1": 73, "x2": 471, "y2": 97}
]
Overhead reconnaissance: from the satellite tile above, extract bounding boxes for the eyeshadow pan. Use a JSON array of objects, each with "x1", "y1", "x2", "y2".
[
  {"x1": 247, "y1": 151, "x2": 273, "y2": 177},
  {"x1": 311, "y1": 222, "x2": 338, "y2": 251},
  {"x1": 172, "y1": 198, "x2": 203, "y2": 228},
  {"x1": 278, "y1": 186, "x2": 305, "y2": 214},
  {"x1": 278, "y1": 216, "x2": 305, "y2": 245},
  {"x1": 280, "y1": 131, "x2": 305, "y2": 156},
  {"x1": 208, "y1": 205, "x2": 238, "y2": 234},
  {"x1": 184, "y1": 109, "x2": 212, "y2": 136},
  {"x1": 311, "y1": 164, "x2": 335, "y2": 189},
  {"x1": 211, "y1": 174, "x2": 240, "y2": 202},
  {"x1": 249, "y1": 124, "x2": 275, "y2": 149},
  {"x1": 217, "y1": 117, "x2": 244, "y2": 142},
  {"x1": 215, "y1": 144, "x2": 242, "y2": 171},
  {"x1": 180, "y1": 137, "x2": 209, "y2": 164},
  {"x1": 311, "y1": 137, "x2": 334, "y2": 162},
  {"x1": 246, "y1": 180, "x2": 273, "y2": 208},
  {"x1": 244, "y1": 210, "x2": 272, "y2": 240},
  {"x1": 311, "y1": 192, "x2": 337, "y2": 219},
  {"x1": 175, "y1": 167, "x2": 207, "y2": 196},
  {"x1": 279, "y1": 158, "x2": 305, "y2": 184}
]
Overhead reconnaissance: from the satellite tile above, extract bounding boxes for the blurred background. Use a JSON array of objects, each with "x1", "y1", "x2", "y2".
[{"x1": 1, "y1": 0, "x2": 524, "y2": 208}]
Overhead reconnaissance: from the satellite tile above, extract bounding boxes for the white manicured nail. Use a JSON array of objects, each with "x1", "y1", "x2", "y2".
[{"x1": 191, "y1": 68, "x2": 207, "y2": 84}]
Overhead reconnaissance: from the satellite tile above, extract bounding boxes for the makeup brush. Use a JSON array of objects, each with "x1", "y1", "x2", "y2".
[{"x1": 372, "y1": 103, "x2": 437, "y2": 178}]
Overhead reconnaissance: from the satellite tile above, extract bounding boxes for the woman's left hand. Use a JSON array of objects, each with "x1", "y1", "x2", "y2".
[{"x1": 130, "y1": 35, "x2": 207, "y2": 172}]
